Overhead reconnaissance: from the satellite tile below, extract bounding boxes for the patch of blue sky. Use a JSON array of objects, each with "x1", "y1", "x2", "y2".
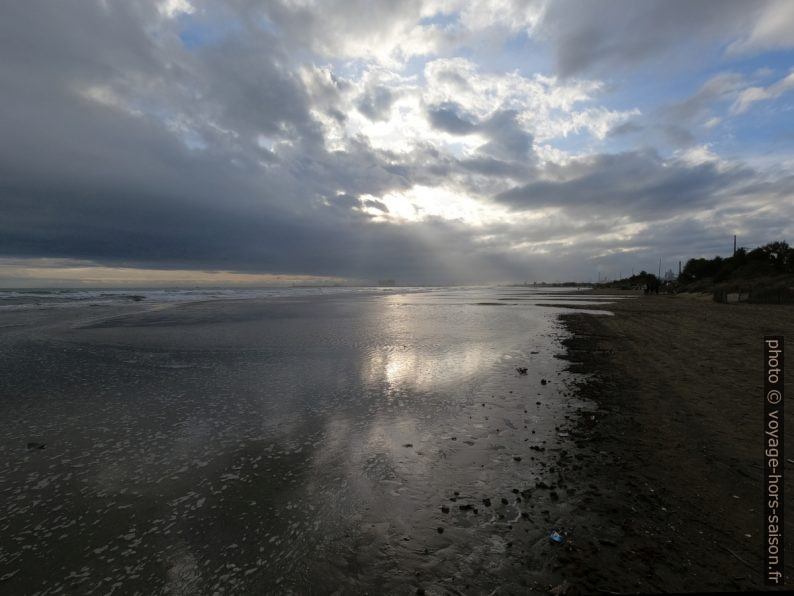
[
  {"x1": 179, "y1": 16, "x2": 242, "y2": 50},
  {"x1": 401, "y1": 54, "x2": 429, "y2": 79},
  {"x1": 182, "y1": 130, "x2": 208, "y2": 151},
  {"x1": 592, "y1": 68, "x2": 702, "y2": 116},
  {"x1": 598, "y1": 130, "x2": 646, "y2": 156},
  {"x1": 256, "y1": 14, "x2": 278, "y2": 35},
  {"x1": 579, "y1": 42, "x2": 736, "y2": 111},
  {"x1": 504, "y1": 32, "x2": 551, "y2": 75},
  {"x1": 716, "y1": 100, "x2": 794, "y2": 159},
  {"x1": 418, "y1": 12, "x2": 459, "y2": 28},
  {"x1": 544, "y1": 127, "x2": 603, "y2": 155},
  {"x1": 441, "y1": 140, "x2": 469, "y2": 159},
  {"x1": 681, "y1": 50, "x2": 794, "y2": 158},
  {"x1": 658, "y1": 47, "x2": 794, "y2": 112},
  {"x1": 329, "y1": 58, "x2": 373, "y2": 83},
  {"x1": 467, "y1": 31, "x2": 551, "y2": 78},
  {"x1": 717, "y1": 47, "x2": 794, "y2": 79}
]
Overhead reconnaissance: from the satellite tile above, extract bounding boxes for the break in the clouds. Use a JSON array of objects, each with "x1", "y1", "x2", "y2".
[{"x1": 1, "y1": 0, "x2": 793, "y2": 285}]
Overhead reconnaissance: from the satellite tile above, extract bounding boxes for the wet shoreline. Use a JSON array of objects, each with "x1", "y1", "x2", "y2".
[{"x1": 0, "y1": 288, "x2": 615, "y2": 594}]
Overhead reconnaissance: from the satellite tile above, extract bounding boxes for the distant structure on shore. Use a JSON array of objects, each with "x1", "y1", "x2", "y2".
[
  {"x1": 377, "y1": 279, "x2": 396, "y2": 287},
  {"x1": 506, "y1": 281, "x2": 590, "y2": 287}
]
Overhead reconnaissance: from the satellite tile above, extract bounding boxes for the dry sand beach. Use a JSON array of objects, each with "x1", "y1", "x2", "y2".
[{"x1": 552, "y1": 292, "x2": 794, "y2": 593}]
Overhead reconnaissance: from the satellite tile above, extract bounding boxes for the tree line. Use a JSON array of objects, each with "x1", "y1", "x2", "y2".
[{"x1": 679, "y1": 240, "x2": 793, "y2": 284}]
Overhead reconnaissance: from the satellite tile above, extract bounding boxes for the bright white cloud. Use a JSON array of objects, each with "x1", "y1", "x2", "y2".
[
  {"x1": 731, "y1": 70, "x2": 794, "y2": 114},
  {"x1": 457, "y1": 0, "x2": 546, "y2": 33},
  {"x1": 158, "y1": 0, "x2": 194, "y2": 19},
  {"x1": 675, "y1": 144, "x2": 721, "y2": 167},
  {"x1": 359, "y1": 185, "x2": 515, "y2": 226},
  {"x1": 307, "y1": 56, "x2": 637, "y2": 160}
]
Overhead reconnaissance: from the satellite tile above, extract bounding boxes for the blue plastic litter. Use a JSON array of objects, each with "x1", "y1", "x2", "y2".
[{"x1": 549, "y1": 530, "x2": 564, "y2": 544}]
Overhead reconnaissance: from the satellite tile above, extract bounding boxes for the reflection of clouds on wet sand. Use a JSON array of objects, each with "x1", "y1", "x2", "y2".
[
  {"x1": 0, "y1": 287, "x2": 596, "y2": 593},
  {"x1": 361, "y1": 294, "x2": 535, "y2": 394},
  {"x1": 362, "y1": 342, "x2": 495, "y2": 394}
]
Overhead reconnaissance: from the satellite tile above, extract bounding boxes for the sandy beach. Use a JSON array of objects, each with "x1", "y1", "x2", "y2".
[
  {"x1": 1, "y1": 288, "x2": 791, "y2": 594},
  {"x1": 553, "y1": 292, "x2": 794, "y2": 593}
]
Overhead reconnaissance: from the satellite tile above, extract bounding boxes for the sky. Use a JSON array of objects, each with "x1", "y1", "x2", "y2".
[{"x1": 1, "y1": 0, "x2": 793, "y2": 287}]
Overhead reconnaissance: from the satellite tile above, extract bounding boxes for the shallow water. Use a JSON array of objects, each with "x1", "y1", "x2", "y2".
[{"x1": 0, "y1": 287, "x2": 615, "y2": 594}]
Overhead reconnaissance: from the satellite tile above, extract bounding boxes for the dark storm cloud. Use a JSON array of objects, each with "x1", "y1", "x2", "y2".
[
  {"x1": 543, "y1": 0, "x2": 761, "y2": 77},
  {"x1": 256, "y1": 0, "x2": 427, "y2": 57},
  {"x1": 607, "y1": 121, "x2": 643, "y2": 137},
  {"x1": 0, "y1": 0, "x2": 548, "y2": 285},
  {"x1": 495, "y1": 149, "x2": 753, "y2": 215},
  {"x1": 659, "y1": 125, "x2": 696, "y2": 148},
  {"x1": 0, "y1": 169, "x2": 523, "y2": 284},
  {"x1": 457, "y1": 156, "x2": 530, "y2": 180},
  {"x1": 427, "y1": 105, "x2": 534, "y2": 162},
  {"x1": 356, "y1": 86, "x2": 396, "y2": 121},
  {"x1": 477, "y1": 110, "x2": 534, "y2": 162},
  {"x1": 361, "y1": 199, "x2": 389, "y2": 213},
  {"x1": 0, "y1": 1, "x2": 462, "y2": 281},
  {"x1": 427, "y1": 103, "x2": 478, "y2": 134}
]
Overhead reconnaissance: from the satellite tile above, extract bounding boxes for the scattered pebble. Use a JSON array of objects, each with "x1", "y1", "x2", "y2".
[{"x1": 599, "y1": 538, "x2": 618, "y2": 547}]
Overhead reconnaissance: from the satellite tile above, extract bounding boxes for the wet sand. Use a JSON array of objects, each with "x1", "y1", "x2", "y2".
[
  {"x1": 0, "y1": 288, "x2": 615, "y2": 594},
  {"x1": 553, "y1": 293, "x2": 794, "y2": 593}
]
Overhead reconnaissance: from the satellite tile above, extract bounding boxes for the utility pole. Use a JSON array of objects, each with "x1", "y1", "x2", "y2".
[
  {"x1": 678, "y1": 261, "x2": 682, "y2": 277},
  {"x1": 733, "y1": 235, "x2": 737, "y2": 256},
  {"x1": 658, "y1": 258, "x2": 661, "y2": 278}
]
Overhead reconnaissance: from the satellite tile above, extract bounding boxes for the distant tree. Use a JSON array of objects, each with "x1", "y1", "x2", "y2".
[
  {"x1": 680, "y1": 257, "x2": 722, "y2": 282},
  {"x1": 760, "y1": 241, "x2": 790, "y2": 270}
]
